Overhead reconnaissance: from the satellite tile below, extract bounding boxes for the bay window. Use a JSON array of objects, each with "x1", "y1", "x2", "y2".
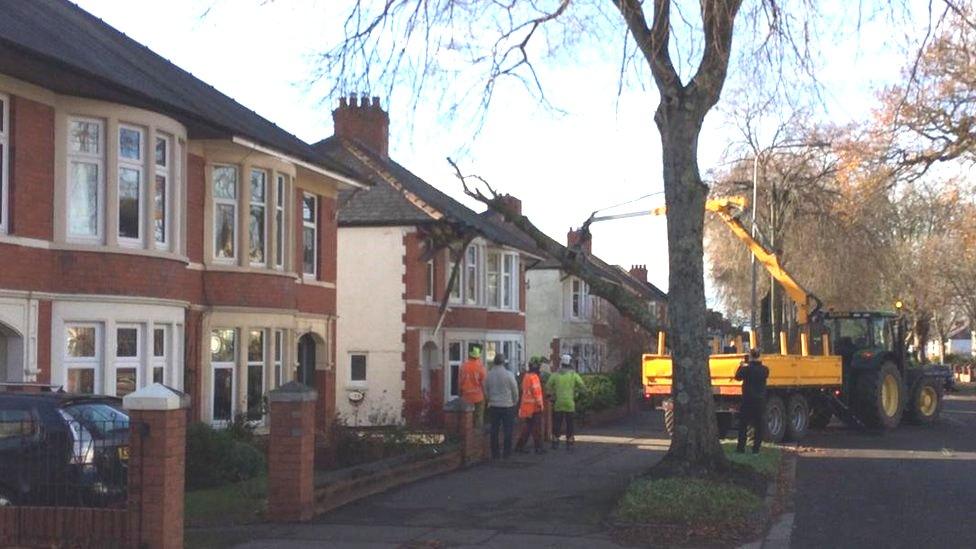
[
  {"x1": 67, "y1": 118, "x2": 104, "y2": 239},
  {"x1": 302, "y1": 192, "x2": 318, "y2": 277},
  {"x1": 213, "y1": 165, "x2": 238, "y2": 261},
  {"x1": 65, "y1": 324, "x2": 100, "y2": 394},
  {"x1": 486, "y1": 253, "x2": 500, "y2": 307},
  {"x1": 114, "y1": 325, "x2": 140, "y2": 396},
  {"x1": 118, "y1": 125, "x2": 144, "y2": 244},
  {"x1": 0, "y1": 93, "x2": 8, "y2": 233},
  {"x1": 249, "y1": 170, "x2": 267, "y2": 265},
  {"x1": 247, "y1": 330, "x2": 266, "y2": 421},
  {"x1": 275, "y1": 175, "x2": 286, "y2": 269},
  {"x1": 486, "y1": 251, "x2": 519, "y2": 310},
  {"x1": 154, "y1": 134, "x2": 171, "y2": 249},
  {"x1": 152, "y1": 326, "x2": 167, "y2": 384},
  {"x1": 210, "y1": 329, "x2": 236, "y2": 423}
]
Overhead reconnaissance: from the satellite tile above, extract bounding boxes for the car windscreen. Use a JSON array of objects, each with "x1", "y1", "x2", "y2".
[{"x1": 61, "y1": 403, "x2": 129, "y2": 439}]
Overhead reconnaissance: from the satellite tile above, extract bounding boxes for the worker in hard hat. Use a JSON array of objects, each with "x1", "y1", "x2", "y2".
[
  {"x1": 546, "y1": 354, "x2": 586, "y2": 451},
  {"x1": 515, "y1": 360, "x2": 546, "y2": 454},
  {"x1": 459, "y1": 346, "x2": 487, "y2": 428}
]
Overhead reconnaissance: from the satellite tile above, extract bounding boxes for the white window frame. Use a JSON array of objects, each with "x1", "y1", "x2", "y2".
[
  {"x1": 113, "y1": 324, "x2": 141, "y2": 397},
  {"x1": 302, "y1": 192, "x2": 318, "y2": 278},
  {"x1": 425, "y1": 258, "x2": 435, "y2": 302},
  {"x1": 502, "y1": 253, "x2": 518, "y2": 310},
  {"x1": 464, "y1": 245, "x2": 480, "y2": 305},
  {"x1": 446, "y1": 339, "x2": 484, "y2": 400},
  {"x1": 153, "y1": 133, "x2": 172, "y2": 250},
  {"x1": 273, "y1": 329, "x2": 284, "y2": 388},
  {"x1": 212, "y1": 164, "x2": 238, "y2": 262},
  {"x1": 210, "y1": 328, "x2": 237, "y2": 425},
  {"x1": 0, "y1": 93, "x2": 9, "y2": 234},
  {"x1": 349, "y1": 352, "x2": 367, "y2": 385},
  {"x1": 66, "y1": 117, "x2": 105, "y2": 242},
  {"x1": 152, "y1": 325, "x2": 168, "y2": 385},
  {"x1": 246, "y1": 329, "x2": 267, "y2": 422},
  {"x1": 249, "y1": 169, "x2": 268, "y2": 267},
  {"x1": 486, "y1": 251, "x2": 501, "y2": 308},
  {"x1": 64, "y1": 323, "x2": 102, "y2": 394},
  {"x1": 274, "y1": 174, "x2": 287, "y2": 270},
  {"x1": 117, "y1": 124, "x2": 145, "y2": 246},
  {"x1": 570, "y1": 278, "x2": 590, "y2": 320}
]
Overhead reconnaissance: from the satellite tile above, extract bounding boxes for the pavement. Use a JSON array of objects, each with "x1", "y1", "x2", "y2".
[
  {"x1": 790, "y1": 391, "x2": 976, "y2": 548},
  {"x1": 224, "y1": 411, "x2": 668, "y2": 548}
]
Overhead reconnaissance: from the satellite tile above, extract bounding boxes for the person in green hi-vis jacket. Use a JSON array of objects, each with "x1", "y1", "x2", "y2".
[{"x1": 546, "y1": 354, "x2": 587, "y2": 452}]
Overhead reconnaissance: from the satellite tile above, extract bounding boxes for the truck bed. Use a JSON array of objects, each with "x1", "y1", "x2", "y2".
[{"x1": 642, "y1": 353, "x2": 842, "y2": 396}]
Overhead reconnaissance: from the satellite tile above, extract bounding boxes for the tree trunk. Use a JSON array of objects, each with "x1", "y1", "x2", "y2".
[{"x1": 654, "y1": 105, "x2": 727, "y2": 475}]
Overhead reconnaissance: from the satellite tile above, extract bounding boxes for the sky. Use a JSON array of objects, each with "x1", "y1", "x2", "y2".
[{"x1": 72, "y1": 0, "x2": 933, "y2": 307}]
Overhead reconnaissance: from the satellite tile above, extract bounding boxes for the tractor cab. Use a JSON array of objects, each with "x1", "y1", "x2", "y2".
[{"x1": 823, "y1": 311, "x2": 905, "y2": 372}]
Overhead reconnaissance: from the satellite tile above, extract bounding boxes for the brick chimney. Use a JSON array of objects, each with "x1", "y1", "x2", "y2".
[
  {"x1": 332, "y1": 94, "x2": 389, "y2": 158},
  {"x1": 629, "y1": 264, "x2": 648, "y2": 283},
  {"x1": 567, "y1": 228, "x2": 591, "y2": 254},
  {"x1": 497, "y1": 194, "x2": 522, "y2": 216}
]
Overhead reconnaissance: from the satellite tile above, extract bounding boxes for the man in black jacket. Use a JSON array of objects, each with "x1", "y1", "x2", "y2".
[{"x1": 735, "y1": 348, "x2": 770, "y2": 454}]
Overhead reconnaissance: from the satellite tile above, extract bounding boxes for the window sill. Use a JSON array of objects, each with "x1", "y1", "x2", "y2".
[
  {"x1": 297, "y1": 278, "x2": 336, "y2": 289},
  {"x1": 198, "y1": 263, "x2": 302, "y2": 279}
]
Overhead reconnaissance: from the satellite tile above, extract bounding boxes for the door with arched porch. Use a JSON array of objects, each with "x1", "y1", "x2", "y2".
[{"x1": 0, "y1": 322, "x2": 24, "y2": 382}]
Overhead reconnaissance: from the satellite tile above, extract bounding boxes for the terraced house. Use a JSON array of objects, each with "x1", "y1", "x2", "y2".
[
  {"x1": 0, "y1": 0, "x2": 369, "y2": 429},
  {"x1": 315, "y1": 97, "x2": 542, "y2": 426}
]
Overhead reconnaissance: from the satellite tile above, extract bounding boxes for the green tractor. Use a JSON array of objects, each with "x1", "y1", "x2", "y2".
[{"x1": 816, "y1": 310, "x2": 947, "y2": 429}]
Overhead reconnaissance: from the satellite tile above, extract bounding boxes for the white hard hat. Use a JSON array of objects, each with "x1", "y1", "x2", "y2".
[{"x1": 560, "y1": 354, "x2": 572, "y2": 366}]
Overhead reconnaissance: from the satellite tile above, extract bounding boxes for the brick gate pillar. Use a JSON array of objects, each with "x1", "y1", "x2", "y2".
[
  {"x1": 124, "y1": 384, "x2": 189, "y2": 549},
  {"x1": 268, "y1": 381, "x2": 317, "y2": 522},
  {"x1": 443, "y1": 398, "x2": 485, "y2": 465}
]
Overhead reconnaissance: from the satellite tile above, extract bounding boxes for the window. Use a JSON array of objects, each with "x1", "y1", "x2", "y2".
[
  {"x1": 302, "y1": 193, "x2": 318, "y2": 276},
  {"x1": 464, "y1": 245, "x2": 479, "y2": 304},
  {"x1": 570, "y1": 278, "x2": 590, "y2": 319},
  {"x1": 275, "y1": 175, "x2": 286, "y2": 269},
  {"x1": 425, "y1": 259, "x2": 435, "y2": 301},
  {"x1": 213, "y1": 165, "x2": 238, "y2": 261},
  {"x1": 211, "y1": 329, "x2": 236, "y2": 423},
  {"x1": 115, "y1": 325, "x2": 140, "y2": 397},
  {"x1": 486, "y1": 252, "x2": 500, "y2": 308},
  {"x1": 152, "y1": 326, "x2": 167, "y2": 384},
  {"x1": 350, "y1": 354, "x2": 367, "y2": 382},
  {"x1": 502, "y1": 255, "x2": 517, "y2": 308},
  {"x1": 153, "y1": 134, "x2": 171, "y2": 249},
  {"x1": 447, "y1": 342, "x2": 462, "y2": 397},
  {"x1": 273, "y1": 329, "x2": 284, "y2": 388},
  {"x1": 247, "y1": 330, "x2": 266, "y2": 421},
  {"x1": 67, "y1": 118, "x2": 104, "y2": 239},
  {"x1": 0, "y1": 93, "x2": 8, "y2": 233},
  {"x1": 485, "y1": 339, "x2": 523, "y2": 373},
  {"x1": 65, "y1": 324, "x2": 100, "y2": 394},
  {"x1": 486, "y1": 251, "x2": 519, "y2": 310},
  {"x1": 117, "y1": 126, "x2": 144, "y2": 243},
  {"x1": 250, "y1": 170, "x2": 267, "y2": 265}
]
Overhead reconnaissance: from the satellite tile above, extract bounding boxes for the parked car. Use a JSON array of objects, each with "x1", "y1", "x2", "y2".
[{"x1": 0, "y1": 388, "x2": 129, "y2": 507}]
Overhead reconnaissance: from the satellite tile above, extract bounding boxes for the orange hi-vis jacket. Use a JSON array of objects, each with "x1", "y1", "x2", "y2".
[
  {"x1": 518, "y1": 372, "x2": 544, "y2": 418},
  {"x1": 459, "y1": 358, "x2": 486, "y2": 404}
]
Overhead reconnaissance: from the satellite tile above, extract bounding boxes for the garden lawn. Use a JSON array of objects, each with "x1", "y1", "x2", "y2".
[
  {"x1": 184, "y1": 474, "x2": 267, "y2": 528},
  {"x1": 722, "y1": 441, "x2": 782, "y2": 478}
]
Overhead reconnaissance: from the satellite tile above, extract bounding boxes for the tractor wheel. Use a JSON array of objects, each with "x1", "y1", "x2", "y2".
[
  {"x1": 785, "y1": 394, "x2": 810, "y2": 442},
  {"x1": 808, "y1": 400, "x2": 833, "y2": 430},
  {"x1": 663, "y1": 400, "x2": 675, "y2": 437},
  {"x1": 854, "y1": 362, "x2": 905, "y2": 429},
  {"x1": 905, "y1": 377, "x2": 943, "y2": 425},
  {"x1": 716, "y1": 412, "x2": 733, "y2": 439},
  {"x1": 764, "y1": 395, "x2": 787, "y2": 443}
]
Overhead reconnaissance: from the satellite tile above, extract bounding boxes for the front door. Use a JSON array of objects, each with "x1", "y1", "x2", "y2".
[{"x1": 297, "y1": 333, "x2": 316, "y2": 387}]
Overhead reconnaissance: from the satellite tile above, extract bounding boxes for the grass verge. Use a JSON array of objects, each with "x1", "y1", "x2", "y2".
[
  {"x1": 722, "y1": 441, "x2": 782, "y2": 478},
  {"x1": 184, "y1": 474, "x2": 267, "y2": 528}
]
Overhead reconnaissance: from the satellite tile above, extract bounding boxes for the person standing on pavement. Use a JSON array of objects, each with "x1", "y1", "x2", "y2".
[
  {"x1": 485, "y1": 353, "x2": 520, "y2": 459},
  {"x1": 735, "y1": 348, "x2": 769, "y2": 454},
  {"x1": 546, "y1": 354, "x2": 586, "y2": 452},
  {"x1": 459, "y1": 346, "x2": 487, "y2": 428},
  {"x1": 515, "y1": 360, "x2": 546, "y2": 455}
]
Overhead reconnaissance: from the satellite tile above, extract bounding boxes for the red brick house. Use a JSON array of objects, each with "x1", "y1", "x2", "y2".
[
  {"x1": 314, "y1": 97, "x2": 541, "y2": 425},
  {"x1": 0, "y1": 0, "x2": 369, "y2": 429}
]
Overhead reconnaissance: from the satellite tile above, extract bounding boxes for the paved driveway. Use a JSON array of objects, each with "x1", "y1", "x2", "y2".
[{"x1": 230, "y1": 412, "x2": 668, "y2": 548}]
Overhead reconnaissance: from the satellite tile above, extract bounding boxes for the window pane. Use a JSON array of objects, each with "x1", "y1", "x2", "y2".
[
  {"x1": 247, "y1": 364, "x2": 264, "y2": 420},
  {"x1": 67, "y1": 326, "x2": 96, "y2": 357},
  {"x1": 69, "y1": 120, "x2": 100, "y2": 154},
  {"x1": 119, "y1": 127, "x2": 141, "y2": 160},
  {"x1": 250, "y1": 205, "x2": 265, "y2": 263},
  {"x1": 116, "y1": 328, "x2": 138, "y2": 357},
  {"x1": 211, "y1": 329, "x2": 236, "y2": 362},
  {"x1": 154, "y1": 328, "x2": 166, "y2": 357},
  {"x1": 153, "y1": 366, "x2": 164, "y2": 384},
  {"x1": 69, "y1": 162, "x2": 99, "y2": 236},
  {"x1": 155, "y1": 136, "x2": 167, "y2": 167},
  {"x1": 215, "y1": 204, "x2": 236, "y2": 258},
  {"x1": 154, "y1": 175, "x2": 167, "y2": 243},
  {"x1": 213, "y1": 166, "x2": 237, "y2": 199},
  {"x1": 303, "y1": 226, "x2": 315, "y2": 274},
  {"x1": 116, "y1": 368, "x2": 137, "y2": 397},
  {"x1": 118, "y1": 167, "x2": 140, "y2": 239},
  {"x1": 250, "y1": 170, "x2": 266, "y2": 202},
  {"x1": 67, "y1": 369, "x2": 95, "y2": 394},
  {"x1": 274, "y1": 330, "x2": 282, "y2": 361},
  {"x1": 275, "y1": 209, "x2": 283, "y2": 267},
  {"x1": 213, "y1": 368, "x2": 233, "y2": 421},
  {"x1": 302, "y1": 194, "x2": 315, "y2": 222},
  {"x1": 449, "y1": 342, "x2": 461, "y2": 361},
  {"x1": 276, "y1": 177, "x2": 284, "y2": 207},
  {"x1": 350, "y1": 355, "x2": 366, "y2": 381},
  {"x1": 248, "y1": 330, "x2": 264, "y2": 362}
]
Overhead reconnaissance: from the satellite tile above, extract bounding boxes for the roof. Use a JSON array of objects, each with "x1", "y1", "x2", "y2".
[
  {"x1": 314, "y1": 137, "x2": 542, "y2": 255},
  {"x1": 0, "y1": 0, "x2": 360, "y2": 182},
  {"x1": 948, "y1": 325, "x2": 972, "y2": 340},
  {"x1": 533, "y1": 252, "x2": 667, "y2": 302}
]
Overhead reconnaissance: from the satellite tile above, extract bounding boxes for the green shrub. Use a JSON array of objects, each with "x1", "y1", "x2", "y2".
[
  {"x1": 186, "y1": 421, "x2": 266, "y2": 490},
  {"x1": 577, "y1": 374, "x2": 621, "y2": 412}
]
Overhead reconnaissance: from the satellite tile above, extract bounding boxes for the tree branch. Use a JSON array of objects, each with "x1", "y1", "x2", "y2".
[{"x1": 612, "y1": 0, "x2": 682, "y2": 101}]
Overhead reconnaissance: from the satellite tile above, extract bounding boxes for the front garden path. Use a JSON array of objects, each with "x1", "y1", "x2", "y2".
[{"x1": 209, "y1": 411, "x2": 667, "y2": 548}]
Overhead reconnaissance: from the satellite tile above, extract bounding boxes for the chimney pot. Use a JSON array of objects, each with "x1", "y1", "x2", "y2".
[{"x1": 332, "y1": 94, "x2": 391, "y2": 158}]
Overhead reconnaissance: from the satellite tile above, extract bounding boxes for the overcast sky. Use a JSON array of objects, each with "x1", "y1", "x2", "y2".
[{"x1": 73, "y1": 0, "x2": 931, "y2": 307}]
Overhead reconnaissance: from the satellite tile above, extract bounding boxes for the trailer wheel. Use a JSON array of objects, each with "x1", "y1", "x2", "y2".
[
  {"x1": 663, "y1": 399, "x2": 675, "y2": 436},
  {"x1": 764, "y1": 395, "x2": 787, "y2": 443},
  {"x1": 905, "y1": 377, "x2": 943, "y2": 425},
  {"x1": 785, "y1": 394, "x2": 809, "y2": 441},
  {"x1": 854, "y1": 362, "x2": 905, "y2": 429}
]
